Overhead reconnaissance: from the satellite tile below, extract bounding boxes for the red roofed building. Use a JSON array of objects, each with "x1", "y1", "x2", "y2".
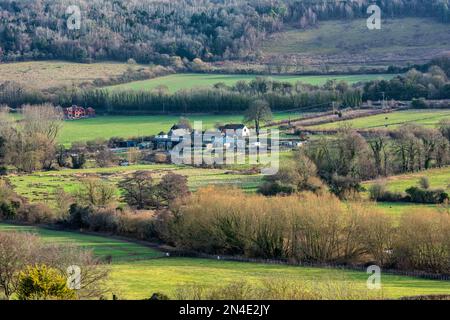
[
  {"x1": 86, "y1": 107, "x2": 96, "y2": 117},
  {"x1": 64, "y1": 106, "x2": 95, "y2": 120}
]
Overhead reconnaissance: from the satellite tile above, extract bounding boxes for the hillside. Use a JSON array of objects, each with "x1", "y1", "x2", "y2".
[
  {"x1": 0, "y1": 61, "x2": 164, "y2": 91},
  {"x1": 1, "y1": 0, "x2": 448, "y2": 67},
  {"x1": 260, "y1": 18, "x2": 450, "y2": 72}
]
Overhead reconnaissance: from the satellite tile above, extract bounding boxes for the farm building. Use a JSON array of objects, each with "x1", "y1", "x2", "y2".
[
  {"x1": 64, "y1": 106, "x2": 96, "y2": 120},
  {"x1": 218, "y1": 124, "x2": 250, "y2": 137},
  {"x1": 168, "y1": 124, "x2": 192, "y2": 141}
]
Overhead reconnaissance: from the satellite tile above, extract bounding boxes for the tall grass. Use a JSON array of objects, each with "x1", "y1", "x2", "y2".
[{"x1": 173, "y1": 278, "x2": 384, "y2": 300}]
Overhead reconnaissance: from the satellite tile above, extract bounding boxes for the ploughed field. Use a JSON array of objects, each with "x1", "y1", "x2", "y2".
[{"x1": 1, "y1": 223, "x2": 449, "y2": 300}]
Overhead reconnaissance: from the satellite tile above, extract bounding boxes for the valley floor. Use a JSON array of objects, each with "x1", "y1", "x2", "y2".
[{"x1": 0, "y1": 223, "x2": 448, "y2": 300}]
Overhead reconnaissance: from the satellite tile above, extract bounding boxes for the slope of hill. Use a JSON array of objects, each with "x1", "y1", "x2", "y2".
[
  {"x1": 260, "y1": 18, "x2": 450, "y2": 72},
  {"x1": 0, "y1": 61, "x2": 164, "y2": 91}
]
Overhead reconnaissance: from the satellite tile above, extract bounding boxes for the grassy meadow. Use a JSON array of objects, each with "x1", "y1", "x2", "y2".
[
  {"x1": 0, "y1": 61, "x2": 151, "y2": 91},
  {"x1": 363, "y1": 166, "x2": 450, "y2": 193},
  {"x1": 310, "y1": 109, "x2": 450, "y2": 130},
  {"x1": 0, "y1": 223, "x2": 163, "y2": 262},
  {"x1": 106, "y1": 73, "x2": 394, "y2": 93},
  {"x1": 261, "y1": 18, "x2": 450, "y2": 66},
  {"x1": 362, "y1": 166, "x2": 450, "y2": 217},
  {"x1": 59, "y1": 113, "x2": 297, "y2": 145},
  {"x1": 1, "y1": 222, "x2": 448, "y2": 300},
  {"x1": 8, "y1": 164, "x2": 264, "y2": 204}
]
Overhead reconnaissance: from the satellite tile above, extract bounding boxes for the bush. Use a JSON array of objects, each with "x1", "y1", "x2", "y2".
[
  {"x1": 167, "y1": 186, "x2": 393, "y2": 264},
  {"x1": 17, "y1": 203, "x2": 57, "y2": 224},
  {"x1": 0, "y1": 179, "x2": 27, "y2": 220},
  {"x1": 66, "y1": 204, "x2": 94, "y2": 229},
  {"x1": 394, "y1": 210, "x2": 450, "y2": 274},
  {"x1": 405, "y1": 187, "x2": 449, "y2": 204},
  {"x1": 0, "y1": 232, "x2": 109, "y2": 299},
  {"x1": 174, "y1": 279, "x2": 382, "y2": 300},
  {"x1": 0, "y1": 201, "x2": 18, "y2": 219},
  {"x1": 117, "y1": 211, "x2": 156, "y2": 240},
  {"x1": 411, "y1": 98, "x2": 428, "y2": 109},
  {"x1": 153, "y1": 152, "x2": 170, "y2": 164},
  {"x1": 87, "y1": 207, "x2": 119, "y2": 233},
  {"x1": 17, "y1": 265, "x2": 77, "y2": 300},
  {"x1": 258, "y1": 181, "x2": 296, "y2": 196},
  {"x1": 368, "y1": 183, "x2": 405, "y2": 202},
  {"x1": 419, "y1": 177, "x2": 430, "y2": 189}
]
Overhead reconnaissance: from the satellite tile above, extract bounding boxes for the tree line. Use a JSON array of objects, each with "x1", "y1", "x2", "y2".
[
  {"x1": 260, "y1": 122, "x2": 450, "y2": 201},
  {"x1": 1, "y1": 57, "x2": 449, "y2": 113}
]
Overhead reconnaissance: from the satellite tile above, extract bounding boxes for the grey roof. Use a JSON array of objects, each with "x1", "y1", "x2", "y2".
[
  {"x1": 170, "y1": 124, "x2": 191, "y2": 130},
  {"x1": 220, "y1": 124, "x2": 246, "y2": 130}
]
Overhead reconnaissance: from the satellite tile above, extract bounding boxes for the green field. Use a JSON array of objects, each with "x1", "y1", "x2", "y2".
[
  {"x1": 1, "y1": 222, "x2": 448, "y2": 300},
  {"x1": 9, "y1": 164, "x2": 264, "y2": 204},
  {"x1": 0, "y1": 223, "x2": 163, "y2": 262},
  {"x1": 311, "y1": 110, "x2": 450, "y2": 130},
  {"x1": 363, "y1": 166, "x2": 450, "y2": 217},
  {"x1": 107, "y1": 73, "x2": 394, "y2": 93},
  {"x1": 364, "y1": 167, "x2": 450, "y2": 194},
  {"x1": 60, "y1": 113, "x2": 296, "y2": 144}
]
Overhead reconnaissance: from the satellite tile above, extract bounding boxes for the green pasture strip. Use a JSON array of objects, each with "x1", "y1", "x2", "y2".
[
  {"x1": 311, "y1": 110, "x2": 450, "y2": 130},
  {"x1": 59, "y1": 113, "x2": 295, "y2": 145},
  {"x1": 109, "y1": 257, "x2": 450, "y2": 300},
  {"x1": 106, "y1": 73, "x2": 395, "y2": 93},
  {"x1": 0, "y1": 222, "x2": 163, "y2": 262}
]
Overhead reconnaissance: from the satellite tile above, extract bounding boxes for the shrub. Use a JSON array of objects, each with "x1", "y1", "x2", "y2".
[
  {"x1": 411, "y1": 98, "x2": 428, "y2": 109},
  {"x1": 405, "y1": 187, "x2": 449, "y2": 204},
  {"x1": 258, "y1": 181, "x2": 296, "y2": 196},
  {"x1": 419, "y1": 177, "x2": 430, "y2": 189},
  {"x1": 259, "y1": 152, "x2": 325, "y2": 196},
  {"x1": 174, "y1": 278, "x2": 382, "y2": 300},
  {"x1": 75, "y1": 177, "x2": 117, "y2": 207},
  {"x1": 17, "y1": 265, "x2": 77, "y2": 300},
  {"x1": 394, "y1": 210, "x2": 450, "y2": 274},
  {"x1": 54, "y1": 188, "x2": 73, "y2": 220},
  {"x1": 153, "y1": 152, "x2": 170, "y2": 164},
  {"x1": 86, "y1": 207, "x2": 119, "y2": 233},
  {"x1": 0, "y1": 201, "x2": 17, "y2": 219},
  {"x1": 158, "y1": 173, "x2": 190, "y2": 206},
  {"x1": 117, "y1": 211, "x2": 156, "y2": 240},
  {"x1": 167, "y1": 186, "x2": 393, "y2": 264},
  {"x1": 368, "y1": 183, "x2": 405, "y2": 202},
  {"x1": 66, "y1": 204, "x2": 94, "y2": 229},
  {"x1": 0, "y1": 179, "x2": 26, "y2": 220},
  {"x1": 368, "y1": 182, "x2": 386, "y2": 201},
  {"x1": 17, "y1": 203, "x2": 57, "y2": 224},
  {"x1": 0, "y1": 232, "x2": 108, "y2": 299}
]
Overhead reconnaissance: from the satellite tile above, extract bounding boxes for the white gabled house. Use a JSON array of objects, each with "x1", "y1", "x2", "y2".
[{"x1": 218, "y1": 124, "x2": 250, "y2": 137}]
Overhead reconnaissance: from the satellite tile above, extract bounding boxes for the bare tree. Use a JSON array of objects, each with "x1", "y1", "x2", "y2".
[
  {"x1": 119, "y1": 171, "x2": 157, "y2": 209},
  {"x1": 75, "y1": 177, "x2": 117, "y2": 207},
  {"x1": 0, "y1": 232, "x2": 109, "y2": 300},
  {"x1": 0, "y1": 232, "x2": 42, "y2": 299},
  {"x1": 244, "y1": 99, "x2": 273, "y2": 137},
  {"x1": 21, "y1": 104, "x2": 64, "y2": 144}
]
